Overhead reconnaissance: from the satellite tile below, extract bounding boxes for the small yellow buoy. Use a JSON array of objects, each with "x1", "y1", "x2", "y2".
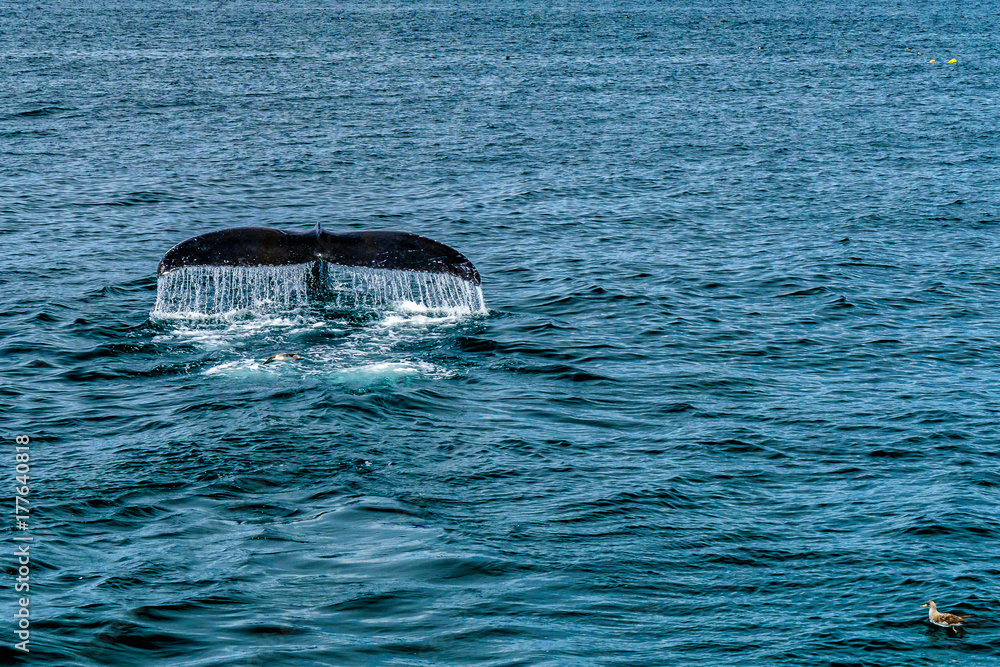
[
  {"x1": 948, "y1": 58, "x2": 957, "y2": 63},
  {"x1": 929, "y1": 59, "x2": 936, "y2": 63}
]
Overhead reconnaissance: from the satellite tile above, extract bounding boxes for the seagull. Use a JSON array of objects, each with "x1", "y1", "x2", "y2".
[
  {"x1": 921, "y1": 601, "x2": 969, "y2": 628},
  {"x1": 263, "y1": 353, "x2": 303, "y2": 364}
]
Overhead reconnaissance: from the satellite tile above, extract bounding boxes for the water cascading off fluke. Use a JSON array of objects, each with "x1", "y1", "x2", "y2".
[{"x1": 151, "y1": 227, "x2": 485, "y2": 317}]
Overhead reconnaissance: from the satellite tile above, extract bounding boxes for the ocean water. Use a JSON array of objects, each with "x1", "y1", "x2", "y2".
[{"x1": 3, "y1": 0, "x2": 1000, "y2": 664}]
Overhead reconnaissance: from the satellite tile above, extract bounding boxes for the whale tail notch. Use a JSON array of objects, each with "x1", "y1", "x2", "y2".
[{"x1": 157, "y1": 227, "x2": 481, "y2": 285}]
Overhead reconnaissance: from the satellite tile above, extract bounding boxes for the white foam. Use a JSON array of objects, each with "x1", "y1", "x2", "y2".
[
  {"x1": 152, "y1": 312, "x2": 330, "y2": 350},
  {"x1": 203, "y1": 359, "x2": 264, "y2": 376},
  {"x1": 201, "y1": 352, "x2": 450, "y2": 383}
]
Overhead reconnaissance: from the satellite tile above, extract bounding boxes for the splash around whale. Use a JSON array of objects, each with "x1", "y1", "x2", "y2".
[{"x1": 152, "y1": 226, "x2": 485, "y2": 317}]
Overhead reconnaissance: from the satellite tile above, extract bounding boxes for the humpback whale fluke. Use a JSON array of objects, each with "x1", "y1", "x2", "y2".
[{"x1": 157, "y1": 227, "x2": 481, "y2": 285}]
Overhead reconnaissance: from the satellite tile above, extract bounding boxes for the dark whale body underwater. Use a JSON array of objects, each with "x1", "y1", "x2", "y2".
[{"x1": 157, "y1": 226, "x2": 481, "y2": 285}]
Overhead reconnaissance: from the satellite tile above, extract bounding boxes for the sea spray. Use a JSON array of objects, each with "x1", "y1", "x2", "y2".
[
  {"x1": 318, "y1": 264, "x2": 486, "y2": 314},
  {"x1": 152, "y1": 262, "x2": 486, "y2": 317},
  {"x1": 153, "y1": 264, "x2": 312, "y2": 316}
]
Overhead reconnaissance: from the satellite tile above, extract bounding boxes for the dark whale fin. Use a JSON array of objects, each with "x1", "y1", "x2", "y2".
[{"x1": 157, "y1": 227, "x2": 481, "y2": 285}]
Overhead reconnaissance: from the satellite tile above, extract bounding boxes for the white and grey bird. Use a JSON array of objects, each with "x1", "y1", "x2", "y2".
[
  {"x1": 263, "y1": 353, "x2": 303, "y2": 364},
  {"x1": 921, "y1": 601, "x2": 969, "y2": 629}
]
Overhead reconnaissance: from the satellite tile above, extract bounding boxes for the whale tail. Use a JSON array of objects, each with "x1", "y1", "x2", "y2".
[{"x1": 157, "y1": 227, "x2": 481, "y2": 285}]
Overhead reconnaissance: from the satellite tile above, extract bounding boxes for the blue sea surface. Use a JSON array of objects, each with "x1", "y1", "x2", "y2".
[{"x1": 3, "y1": 1, "x2": 1000, "y2": 664}]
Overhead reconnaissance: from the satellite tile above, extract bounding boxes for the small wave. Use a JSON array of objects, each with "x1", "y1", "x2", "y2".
[
  {"x1": 9, "y1": 105, "x2": 73, "y2": 118},
  {"x1": 102, "y1": 190, "x2": 183, "y2": 207}
]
